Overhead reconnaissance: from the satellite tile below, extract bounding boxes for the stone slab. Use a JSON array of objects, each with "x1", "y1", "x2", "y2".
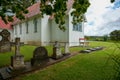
[
  {"x1": 80, "y1": 50, "x2": 91, "y2": 53},
  {"x1": 87, "y1": 48, "x2": 97, "y2": 51},
  {"x1": 0, "y1": 67, "x2": 12, "y2": 80},
  {"x1": 11, "y1": 55, "x2": 25, "y2": 69},
  {"x1": 94, "y1": 47, "x2": 103, "y2": 50}
]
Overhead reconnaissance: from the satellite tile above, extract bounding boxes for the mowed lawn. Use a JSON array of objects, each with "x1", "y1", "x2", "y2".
[
  {"x1": 0, "y1": 44, "x2": 85, "y2": 67},
  {"x1": 0, "y1": 41, "x2": 120, "y2": 80}
]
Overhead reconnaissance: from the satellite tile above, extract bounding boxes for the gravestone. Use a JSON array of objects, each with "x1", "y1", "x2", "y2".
[
  {"x1": 95, "y1": 47, "x2": 103, "y2": 50},
  {"x1": 52, "y1": 41, "x2": 63, "y2": 59},
  {"x1": 63, "y1": 42, "x2": 70, "y2": 55},
  {"x1": 0, "y1": 67, "x2": 12, "y2": 79},
  {"x1": 31, "y1": 46, "x2": 49, "y2": 66},
  {"x1": 80, "y1": 50, "x2": 91, "y2": 53},
  {"x1": 0, "y1": 29, "x2": 11, "y2": 53},
  {"x1": 10, "y1": 42, "x2": 24, "y2": 46},
  {"x1": 11, "y1": 38, "x2": 25, "y2": 69},
  {"x1": 87, "y1": 48, "x2": 97, "y2": 51}
]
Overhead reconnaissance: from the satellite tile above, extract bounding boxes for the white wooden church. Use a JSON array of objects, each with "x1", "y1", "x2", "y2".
[{"x1": 0, "y1": 0, "x2": 86, "y2": 46}]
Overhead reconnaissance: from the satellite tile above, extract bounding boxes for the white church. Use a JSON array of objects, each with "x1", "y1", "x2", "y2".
[{"x1": 0, "y1": 0, "x2": 86, "y2": 46}]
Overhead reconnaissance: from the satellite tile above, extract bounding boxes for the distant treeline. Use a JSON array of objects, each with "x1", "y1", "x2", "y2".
[
  {"x1": 85, "y1": 35, "x2": 110, "y2": 41},
  {"x1": 85, "y1": 30, "x2": 120, "y2": 42}
]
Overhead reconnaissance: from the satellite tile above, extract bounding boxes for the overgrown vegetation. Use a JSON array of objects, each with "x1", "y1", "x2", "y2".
[
  {"x1": 109, "y1": 43, "x2": 120, "y2": 80},
  {"x1": 107, "y1": 30, "x2": 120, "y2": 80}
]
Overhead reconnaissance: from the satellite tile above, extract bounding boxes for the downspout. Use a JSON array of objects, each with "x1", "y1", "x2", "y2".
[{"x1": 68, "y1": 15, "x2": 70, "y2": 46}]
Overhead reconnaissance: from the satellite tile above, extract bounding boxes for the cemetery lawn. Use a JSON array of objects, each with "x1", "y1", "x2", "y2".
[
  {"x1": 14, "y1": 41, "x2": 120, "y2": 80},
  {"x1": 0, "y1": 44, "x2": 85, "y2": 67},
  {"x1": 0, "y1": 42, "x2": 119, "y2": 79}
]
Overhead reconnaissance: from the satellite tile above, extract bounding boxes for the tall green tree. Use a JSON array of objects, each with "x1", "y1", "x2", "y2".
[
  {"x1": 0, "y1": 0, "x2": 115, "y2": 31},
  {"x1": 0, "y1": 0, "x2": 35, "y2": 23},
  {"x1": 103, "y1": 35, "x2": 108, "y2": 41},
  {"x1": 40, "y1": 0, "x2": 90, "y2": 31},
  {"x1": 110, "y1": 30, "x2": 120, "y2": 41}
]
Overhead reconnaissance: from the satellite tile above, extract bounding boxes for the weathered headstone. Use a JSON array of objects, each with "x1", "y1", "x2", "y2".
[
  {"x1": 0, "y1": 29, "x2": 11, "y2": 53},
  {"x1": 94, "y1": 47, "x2": 103, "y2": 50},
  {"x1": 31, "y1": 46, "x2": 49, "y2": 66},
  {"x1": 0, "y1": 67, "x2": 12, "y2": 79},
  {"x1": 52, "y1": 41, "x2": 63, "y2": 59},
  {"x1": 11, "y1": 38, "x2": 25, "y2": 69},
  {"x1": 63, "y1": 42, "x2": 70, "y2": 55},
  {"x1": 10, "y1": 42, "x2": 24, "y2": 47},
  {"x1": 80, "y1": 50, "x2": 91, "y2": 53},
  {"x1": 87, "y1": 48, "x2": 97, "y2": 51}
]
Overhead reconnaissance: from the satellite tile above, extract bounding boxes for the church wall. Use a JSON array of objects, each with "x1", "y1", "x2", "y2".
[
  {"x1": 51, "y1": 16, "x2": 69, "y2": 46},
  {"x1": 68, "y1": 9, "x2": 84, "y2": 46},
  {"x1": 40, "y1": 15, "x2": 51, "y2": 46},
  {"x1": 12, "y1": 11, "x2": 85, "y2": 47},
  {"x1": 13, "y1": 16, "x2": 42, "y2": 45}
]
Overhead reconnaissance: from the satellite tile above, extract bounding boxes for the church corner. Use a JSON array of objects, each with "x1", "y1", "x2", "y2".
[{"x1": 0, "y1": 1, "x2": 86, "y2": 47}]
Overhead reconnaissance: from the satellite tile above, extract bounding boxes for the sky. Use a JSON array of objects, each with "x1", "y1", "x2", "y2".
[{"x1": 85, "y1": 0, "x2": 120, "y2": 36}]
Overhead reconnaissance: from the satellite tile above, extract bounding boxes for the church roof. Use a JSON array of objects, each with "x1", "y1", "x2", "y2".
[
  {"x1": 0, "y1": 18, "x2": 12, "y2": 29},
  {"x1": 13, "y1": 2, "x2": 40, "y2": 25},
  {"x1": 0, "y1": 0, "x2": 74, "y2": 29}
]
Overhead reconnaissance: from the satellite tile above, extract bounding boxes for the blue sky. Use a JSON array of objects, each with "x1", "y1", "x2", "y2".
[
  {"x1": 85, "y1": 0, "x2": 120, "y2": 36},
  {"x1": 113, "y1": 0, "x2": 120, "y2": 9}
]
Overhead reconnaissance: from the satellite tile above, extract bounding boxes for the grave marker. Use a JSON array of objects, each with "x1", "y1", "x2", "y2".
[
  {"x1": 31, "y1": 46, "x2": 49, "y2": 66},
  {"x1": 0, "y1": 29, "x2": 11, "y2": 53},
  {"x1": 63, "y1": 42, "x2": 70, "y2": 55},
  {"x1": 52, "y1": 41, "x2": 63, "y2": 59},
  {"x1": 11, "y1": 38, "x2": 25, "y2": 69}
]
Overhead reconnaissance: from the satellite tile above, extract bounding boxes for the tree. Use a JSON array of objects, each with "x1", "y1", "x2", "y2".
[
  {"x1": 110, "y1": 30, "x2": 120, "y2": 41},
  {"x1": 0, "y1": 0, "x2": 115, "y2": 31},
  {"x1": 103, "y1": 35, "x2": 108, "y2": 41},
  {"x1": 0, "y1": 0, "x2": 35, "y2": 23},
  {"x1": 109, "y1": 30, "x2": 120, "y2": 80}
]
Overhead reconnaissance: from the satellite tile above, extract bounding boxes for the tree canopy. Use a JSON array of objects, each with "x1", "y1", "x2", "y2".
[
  {"x1": 0, "y1": 0, "x2": 115, "y2": 31},
  {"x1": 110, "y1": 30, "x2": 120, "y2": 41},
  {"x1": 0, "y1": 0, "x2": 35, "y2": 23}
]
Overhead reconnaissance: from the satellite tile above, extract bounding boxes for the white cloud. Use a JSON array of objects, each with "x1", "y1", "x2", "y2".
[{"x1": 85, "y1": 0, "x2": 120, "y2": 36}]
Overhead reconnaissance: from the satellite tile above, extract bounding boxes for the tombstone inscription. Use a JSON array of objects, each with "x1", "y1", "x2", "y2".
[
  {"x1": 31, "y1": 46, "x2": 49, "y2": 66},
  {"x1": 11, "y1": 38, "x2": 25, "y2": 69},
  {"x1": 0, "y1": 29, "x2": 11, "y2": 53}
]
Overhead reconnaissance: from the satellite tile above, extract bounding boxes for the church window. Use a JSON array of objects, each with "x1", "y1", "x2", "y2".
[
  {"x1": 73, "y1": 22, "x2": 82, "y2": 32},
  {"x1": 78, "y1": 23, "x2": 82, "y2": 32},
  {"x1": 33, "y1": 18, "x2": 38, "y2": 33},
  {"x1": 26, "y1": 21, "x2": 29, "y2": 34},
  {"x1": 19, "y1": 24, "x2": 22, "y2": 34}
]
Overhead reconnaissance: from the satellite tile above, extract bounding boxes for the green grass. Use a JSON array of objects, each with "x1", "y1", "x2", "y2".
[
  {"x1": 0, "y1": 45, "x2": 56, "y2": 67},
  {"x1": 20, "y1": 53, "x2": 115, "y2": 80},
  {"x1": 0, "y1": 44, "x2": 86, "y2": 67},
  {"x1": 0, "y1": 41, "x2": 120, "y2": 80},
  {"x1": 12, "y1": 41, "x2": 119, "y2": 80},
  {"x1": 0, "y1": 45, "x2": 36, "y2": 67}
]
